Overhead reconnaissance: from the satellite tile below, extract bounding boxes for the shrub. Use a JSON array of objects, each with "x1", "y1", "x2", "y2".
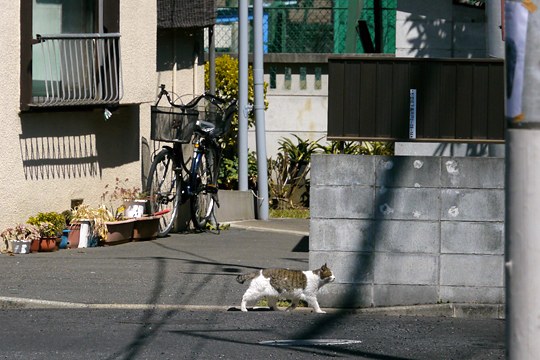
[{"x1": 205, "y1": 55, "x2": 268, "y2": 186}]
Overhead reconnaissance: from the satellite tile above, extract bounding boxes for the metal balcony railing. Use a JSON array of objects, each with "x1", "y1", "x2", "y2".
[{"x1": 31, "y1": 33, "x2": 123, "y2": 107}]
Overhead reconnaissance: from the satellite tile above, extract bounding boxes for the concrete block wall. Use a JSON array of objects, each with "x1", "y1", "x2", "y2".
[{"x1": 309, "y1": 155, "x2": 505, "y2": 308}]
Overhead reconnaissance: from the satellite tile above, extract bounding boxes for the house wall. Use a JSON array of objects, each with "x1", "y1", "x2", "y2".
[
  {"x1": 0, "y1": 1, "x2": 202, "y2": 230},
  {"x1": 309, "y1": 154, "x2": 505, "y2": 308}
]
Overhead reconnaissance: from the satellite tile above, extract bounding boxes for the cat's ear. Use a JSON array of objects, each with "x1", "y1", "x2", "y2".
[{"x1": 322, "y1": 263, "x2": 327, "y2": 269}]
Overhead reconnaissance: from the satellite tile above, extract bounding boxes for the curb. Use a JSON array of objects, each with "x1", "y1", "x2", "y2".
[
  {"x1": 226, "y1": 222, "x2": 309, "y2": 236},
  {"x1": 0, "y1": 297, "x2": 505, "y2": 319}
]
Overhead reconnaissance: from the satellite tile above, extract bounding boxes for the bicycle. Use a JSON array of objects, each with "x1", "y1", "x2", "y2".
[{"x1": 147, "y1": 85, "x2": 237, "y2": 237}]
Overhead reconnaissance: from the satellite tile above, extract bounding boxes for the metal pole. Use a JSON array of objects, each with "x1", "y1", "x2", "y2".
[
  {"x1": 238, "y1": 0, "x2": 249, "y2": 191},
  {"x1": 208, "y1": 25, "x2": 216, "y2": 95},
  {"x1": 346, "y1": 0, "x2": 364, "y2": 53},
  {"x1": 486, "y1": 0, "x2": 504, "y2": 58},
  {"x1": 253, "y1": 0, "x2": 269, "y2": 220},
  {"x1": 506, "y1": 1, "x2": 540, "y2": 358}
]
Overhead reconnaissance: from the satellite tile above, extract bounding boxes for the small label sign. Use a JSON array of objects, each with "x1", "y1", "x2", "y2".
[{"x1": 409, "y1": 89, "x2": 417, "y2": 139}]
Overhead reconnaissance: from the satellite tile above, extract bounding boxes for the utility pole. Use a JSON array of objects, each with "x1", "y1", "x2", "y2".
[
  {"x1": 505, "y1": 1, "x2": 540, "y2": 358},
  {"x1": 237, "y1": 0, "x2": 249, "y2": 191},
  {"x1": 253, "y1": 0, "x2": 269, "y2": 220}
]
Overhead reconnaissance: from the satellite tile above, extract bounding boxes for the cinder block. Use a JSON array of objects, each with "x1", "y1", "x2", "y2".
[
  {"x1": 440, "y1": 286, "x2": 504, "y2": 304},
  {"x1": 375, "y1": 156, "x2": 441, "y2": 188},
  {"x1": 215, "y1": 190, "x2": 255, "y2": 222},
  {"x1": 373, "y1": 220, "x2": 439, "y2": 253},
  {"x1": 441, "y1": 189, "x2": 504, "y2": 221},
  {"x1": 373, "y1": 253, "x2": 439, "y2": 285},
  {"x1": 310, "y1": 219, "x2": 374, "y2": 252},
  {"x1": 310, "y1": 251, "x2": 374, "y2": 284},
  {"x1": 440, "y1": 254, "x2": 504, "y2": 287},
  {"x1": 373, "y1": 285, "x2": 438, "y2": 307},
  {"x1": 441, "y1": 221, "x2": 504, "y2": 255},
  {"x1": 441, "y1": 157, "x2": 504, "y2": 189},
  {"x1": 311, "y1": 154, "x2": 375, "y2": 186},
  {"x1": 374, "y1": 188, "x2": 440, "y2": 220},
  {"x1": 310, "y1": 185, "x2": 374, "y2": 219},
  {"x1": 317, "y1": 283, "x2": 373, "y2": 308}
]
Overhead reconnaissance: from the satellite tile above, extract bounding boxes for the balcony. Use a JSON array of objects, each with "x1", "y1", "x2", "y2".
[{"x1": 31, "y1": 33, "x2": 123, "y2": 107}]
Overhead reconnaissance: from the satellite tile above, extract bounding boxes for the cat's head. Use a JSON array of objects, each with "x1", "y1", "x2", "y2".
[{"x1": 318, "y1": 263, "x2": 335, "y2": 284}]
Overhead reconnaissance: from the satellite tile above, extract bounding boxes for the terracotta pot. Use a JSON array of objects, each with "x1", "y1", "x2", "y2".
[
  {"x1": 103, "y1": 219, "x2": 135, "y2": 246},
  {"x1": 67, "y1": 223, "x2": 81, "y2": 249},
  {"x1": 30, "y1": 237, "x2": 58, "y2": 252},
  {"x1": 132, "y1": 216, "x2": 160, "y2": 241}
]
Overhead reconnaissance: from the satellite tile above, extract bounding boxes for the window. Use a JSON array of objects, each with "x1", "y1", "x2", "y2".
[{"x1": 21, "y1": 0, "x2": 121, "y2": 109}]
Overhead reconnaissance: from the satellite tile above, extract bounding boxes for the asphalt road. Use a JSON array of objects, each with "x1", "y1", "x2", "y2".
[{"x1": 0, "y1": 308, "x2": 504, "y2": 360}]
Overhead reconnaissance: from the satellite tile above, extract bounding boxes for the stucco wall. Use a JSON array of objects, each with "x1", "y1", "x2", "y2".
[
  {"x1": 0, "y1": 2, "x2": 201, "y2": 230},
  {"x1": 309, "y1": 155, "x2": 504, "y2": 308}
]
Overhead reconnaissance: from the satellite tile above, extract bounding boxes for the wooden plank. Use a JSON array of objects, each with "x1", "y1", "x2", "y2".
[
  {"x1": 439, "y1": 63, "x2": 457, "y2": 139},
  {"x1": 487, "y1": 63, "x2": 505, "y2": 139},
  {"x1": 471, "y1": 64, "x2": 489, "y2": 139},
  {"x1": 327, "y1": 61, "x2": 345, "y2": 138},
  {"x1": 455, "y1": 63, "x2": 473, "y2": 139},
  {"x1": 343, "y1": 61, "x2": 362, "y2": 137},
  {"x1": 359, "y1": 62, "x2": 377, "y2": 137},
  {"x1": 376, "y1": 62, "x2": 393, "y2": 137}
]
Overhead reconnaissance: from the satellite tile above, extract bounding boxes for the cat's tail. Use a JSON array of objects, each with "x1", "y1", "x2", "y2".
[{"x1": 236, "y1": 271, "x2": 259, "y2": 284}]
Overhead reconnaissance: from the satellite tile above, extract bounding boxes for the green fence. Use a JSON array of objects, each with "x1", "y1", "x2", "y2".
[{"x1": 214, "y1": 0, "x2": 396, "y2": 54}]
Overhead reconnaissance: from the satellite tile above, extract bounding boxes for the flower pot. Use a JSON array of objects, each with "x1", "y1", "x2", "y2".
[
  {"x1": 59, "y1": 229, "x2": 69, "y2": 249},
  {"x1": 132, "y1": 216, "x2": 160, "y2": 241},
  {"x1": 124, "y1": 200, "x2": 148, "y2": 218},
  {"x1": 30, "y1": 237, "x2": 58, "y2": 252},
  {"x1": 10, "y1": 239, "x2": 32, "y2": 254},
  {"x1": 103, "y1": 219, "x2": 135, "y2": 246},
  {"x1": 78, "y1": 220, "x2": 92, "y2": 248},
  {"x1": 67, "y1": 223, "x2": 81, "y2": 249}
]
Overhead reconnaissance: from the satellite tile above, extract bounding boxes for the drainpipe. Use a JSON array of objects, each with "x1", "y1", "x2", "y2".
[
  {"x1": 253, "y1": 0, "x2": 269, "y2": 220},
  {"x1": 208, "y1": 25, "x2": 216, "y2": 95},
  {"x1": 505, "y1": 1, "x2": 540, "y2": 358},
  {"x1": 238, "y1": 0, "x2": 249, "y2": 191}
]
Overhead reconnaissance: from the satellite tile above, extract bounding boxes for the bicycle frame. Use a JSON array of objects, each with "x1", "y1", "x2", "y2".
[{"x1": 148, "y1": 84, "x2": 236, "y2": 234}]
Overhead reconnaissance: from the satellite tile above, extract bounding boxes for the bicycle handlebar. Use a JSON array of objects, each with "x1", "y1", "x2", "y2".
[{"x1": 156, "y1": 84, "x2": 231, "y2": 110}]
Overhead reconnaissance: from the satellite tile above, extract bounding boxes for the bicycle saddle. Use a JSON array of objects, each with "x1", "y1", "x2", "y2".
[{"x1": 196, "y1": 119, "x2": 219, "y2": 137}]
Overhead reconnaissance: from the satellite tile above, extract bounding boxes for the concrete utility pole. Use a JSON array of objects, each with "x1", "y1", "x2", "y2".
[
  {"x1": 505, "y1": 1, "x2": 540, "y2": 358},
  {"x1": 237, "y1": 0, "x2": 249, "y2": 191}
]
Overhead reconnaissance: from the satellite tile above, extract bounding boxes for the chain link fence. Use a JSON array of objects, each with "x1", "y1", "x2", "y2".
[{"x1": 213, "y1": 0, "x2": 396, "y2": 54}]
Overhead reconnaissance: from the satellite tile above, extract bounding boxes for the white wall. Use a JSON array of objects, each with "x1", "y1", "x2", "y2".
[{"x1": 396, "y1": 0, "x2": 486, "y2": 58}]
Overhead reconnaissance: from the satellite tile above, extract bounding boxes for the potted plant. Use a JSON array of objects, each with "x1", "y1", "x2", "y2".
[
  {"x1": 69, "y1": 204, "x2": 103, "y2": 248},
  {"x1": 102, "y1": 178, "x2": 149, "y2": 219},
  {"x1": 0, "y1": 223, "x2": 41, "y2": 254},
  {"x1": 27, "y1": 211, "x2": 66, "y2": 252}
]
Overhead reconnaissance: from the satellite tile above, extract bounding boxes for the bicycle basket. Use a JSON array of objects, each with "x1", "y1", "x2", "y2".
[
  {"x1": 197, "y1": 98, "x2": 228, "y2": 137},
  {"x1": 150, "y1": 106, "x2": 198, "y2": 143}
]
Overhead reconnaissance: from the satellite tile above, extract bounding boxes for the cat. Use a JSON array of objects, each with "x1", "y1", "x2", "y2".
[{"x1": 236, "y1": 263, "x2": 335, "y2": 313}]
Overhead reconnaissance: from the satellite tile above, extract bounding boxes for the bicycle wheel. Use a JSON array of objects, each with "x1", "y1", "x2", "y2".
[
  {"x1": 146, "y1": 148, "x2": 180, "y2": 237},
  {"x1": 190, "y1": 146, "x2": 218, "y2": 229}
]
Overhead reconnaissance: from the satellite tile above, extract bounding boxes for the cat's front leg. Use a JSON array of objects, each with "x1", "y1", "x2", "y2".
[
  {"x1": 267, "y1": 297, "x2": 278, "y2": 311},
  {"x1": 240, "y1": 299, "x2": 248, "y2": 312},
  {"x1": 306, "y1": 296, "x2": 326, "y2": 314}
]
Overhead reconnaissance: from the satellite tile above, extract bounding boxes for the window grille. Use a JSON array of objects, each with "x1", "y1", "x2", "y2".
[{"x1": 31, "y1": 33, "x2": 123, "y2": 107}]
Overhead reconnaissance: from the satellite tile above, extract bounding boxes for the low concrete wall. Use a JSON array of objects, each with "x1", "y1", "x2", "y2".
[{"x1": 309, "y1": 154, "x2": 505, "y2": 308}]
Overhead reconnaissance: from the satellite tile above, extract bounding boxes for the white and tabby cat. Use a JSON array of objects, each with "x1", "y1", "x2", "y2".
[{"x1": 236, "y1": 263, "x2": 335, "y2": 313}]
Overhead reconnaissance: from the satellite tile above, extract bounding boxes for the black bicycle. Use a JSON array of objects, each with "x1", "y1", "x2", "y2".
[{"x1": 147, "y1": 85, "x2": 237, "y2": 236}]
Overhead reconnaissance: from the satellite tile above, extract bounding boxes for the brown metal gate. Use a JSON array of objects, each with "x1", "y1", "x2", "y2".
[{"x1": 327, "y1": 56, "x2": 505, "y2": 142}]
